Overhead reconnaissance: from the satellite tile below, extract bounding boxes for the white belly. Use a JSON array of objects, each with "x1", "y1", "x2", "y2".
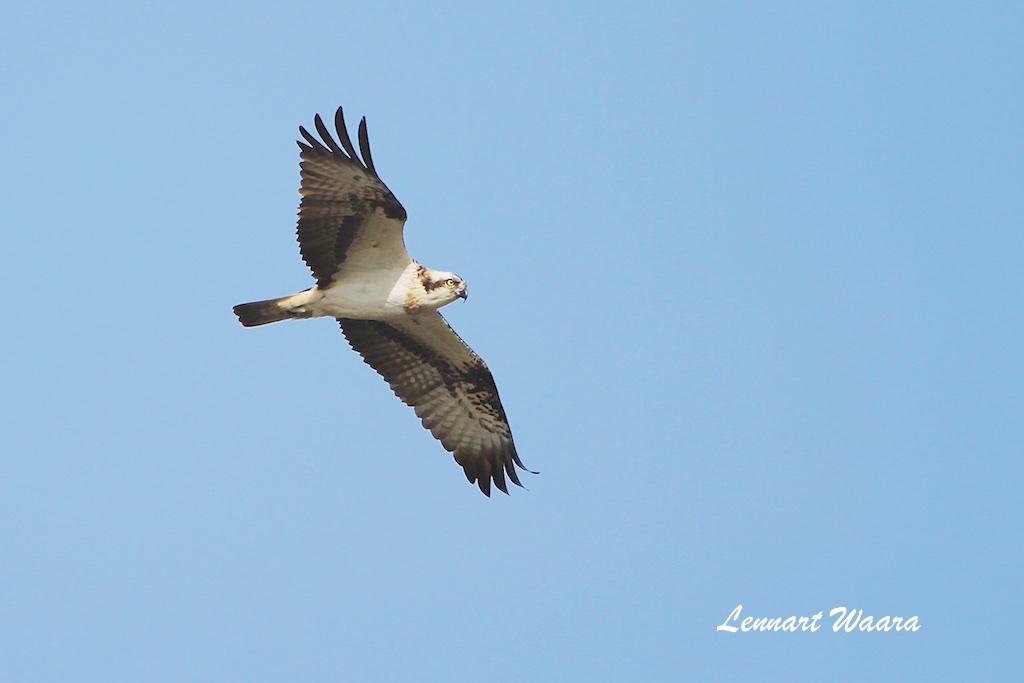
[
  {"x1": 298, "y1": 262, "x2": 421, "y2": 320},
  {"x1": 314, "y1": 280, "x2": 405, "y2": 319}
]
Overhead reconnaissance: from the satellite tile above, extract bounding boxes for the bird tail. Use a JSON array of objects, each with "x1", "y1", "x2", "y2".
[
  {"x1": 232, "y1": 297, "x2": 293, "y2": 327},
  {"x1": 233, "y1": 288, "x2": 321, "y2": 327}
]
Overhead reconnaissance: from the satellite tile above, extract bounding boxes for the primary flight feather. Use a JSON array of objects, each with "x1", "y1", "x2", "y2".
[{"x1": 233, "y1": 107, "x2": 531, "y2": 496}]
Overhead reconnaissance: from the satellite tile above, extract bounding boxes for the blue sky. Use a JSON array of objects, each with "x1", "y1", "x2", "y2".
[{"x1": 1, "y1": 1, "x2": 1021, "y2": 680}]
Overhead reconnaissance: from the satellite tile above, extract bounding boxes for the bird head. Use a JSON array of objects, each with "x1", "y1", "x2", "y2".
[{"x1": 420, "y1": 269, "x2": 468, "y2": 307}]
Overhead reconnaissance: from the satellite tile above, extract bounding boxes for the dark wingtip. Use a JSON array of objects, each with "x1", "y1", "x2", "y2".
[
  {"x1": 333, "y1": 107, "x2": 361, "y2": 163},
  {"x1": 459, "y1": 448, "x2": 535, "y2": 496},
  {"x1": 513, "y1": 451, "x2": 539, "y2": 476},
  {"x1": 298, "y1": 125, "x2": 329, "y2": 154},
  {"x1": 357, "y1": 116, "x2": 378, "y2": 177},
  {"x1": 314, "y1": 113, "x2": 343, "y2": 154},
  {"x1": 492, "y1": 466, "x2": 510, "y2": 495}
]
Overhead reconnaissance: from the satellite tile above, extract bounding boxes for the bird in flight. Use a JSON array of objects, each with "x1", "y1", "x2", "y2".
[{"x1": 233, "y1": 108, "x2": 531, "y2": 496}]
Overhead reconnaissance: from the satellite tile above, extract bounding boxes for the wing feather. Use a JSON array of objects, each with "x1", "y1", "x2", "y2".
[
  {"x1": 334, "y1": 108, "x2": 361, "y2": 162},
  {"x1": 298, "y1": 124, "x2": 331, "y2": 154},
  {"x1": 338, "y1": 313, "x2": 531, "y2": 496},
  {"x1": 313, "y1": 113, "x2": 344, "y2": 155},
  {"x1": 357, "y1": 117, "x2": 378, "y2": 177},
  {"x1": 295, "y1": 108, "x2": 410, "y2": 287}
]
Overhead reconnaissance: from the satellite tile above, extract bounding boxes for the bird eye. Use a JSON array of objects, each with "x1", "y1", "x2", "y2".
[{"x1": 446, "y1": 278, "x2": 456, "y2": 287}]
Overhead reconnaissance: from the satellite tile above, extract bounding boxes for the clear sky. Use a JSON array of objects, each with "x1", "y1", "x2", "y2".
[{"x1": 1, "y1": 1, "x2": 1021, "y2": 680}]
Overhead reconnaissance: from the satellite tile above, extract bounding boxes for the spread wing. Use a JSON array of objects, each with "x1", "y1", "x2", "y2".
[
  {"x1": 296, "y1": 108, "x2": 411, "y2": 287},
  {"x1": 338, "y1": 313, "x2": 531, "y2": 496}
]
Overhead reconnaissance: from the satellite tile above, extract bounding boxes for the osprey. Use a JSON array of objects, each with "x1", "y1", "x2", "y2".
[{"x1": 233, "y1": 108, "x2": 531, "y2": 496}]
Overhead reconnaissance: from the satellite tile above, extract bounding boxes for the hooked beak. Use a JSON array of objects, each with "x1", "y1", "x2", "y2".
[{"x1": 457, "y1": 286, "x2": 469, "y2": 301}]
